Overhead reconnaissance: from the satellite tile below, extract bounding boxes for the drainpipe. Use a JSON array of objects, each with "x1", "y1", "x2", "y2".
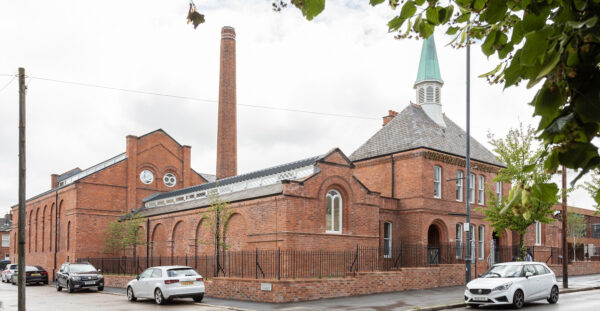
[
  {"x1": 390, "y1": 154, "x2": 395, "y2": 198},
  {"x1": 146, "y1": 218, "x2": 150, "y2": 268},
  {"x1": 53, "y1": 189, "x2": 58, "y2": 281}
]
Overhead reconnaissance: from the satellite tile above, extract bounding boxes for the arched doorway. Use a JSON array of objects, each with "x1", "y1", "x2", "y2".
[{"x1": 427, "y1": 224, "x2": 441, "y2": 265}]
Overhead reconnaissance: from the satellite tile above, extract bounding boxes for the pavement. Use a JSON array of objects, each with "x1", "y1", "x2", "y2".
[
  {"x1": 1, "y1": 274, "x2": 598, "y2": 311},
  {"x1": 102, "y1": 274, "x2": 600, "y2": 311}
]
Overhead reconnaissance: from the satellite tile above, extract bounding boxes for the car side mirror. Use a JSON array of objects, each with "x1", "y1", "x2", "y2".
[
  {"x1": 136, "y1": 275, "x2": 140, "y2": 280},
  {"x1": 478, "y1": 274, "x2": 482, "y2": 278},
  {"x1": 97, "y1": 269, "x2": 101, "y2": 273},
  {"x1": 525, "y1": 271, "x2": 533, "y2": 278}
]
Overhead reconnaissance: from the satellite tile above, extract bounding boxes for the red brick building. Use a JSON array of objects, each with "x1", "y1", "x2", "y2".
[{"x1": 9, "y1": 27, "x2": 600, "y2": 287}]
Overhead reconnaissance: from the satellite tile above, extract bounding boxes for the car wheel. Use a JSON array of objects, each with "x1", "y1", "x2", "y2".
[
  {"x1": 512, "y1": 289, "x2": 524, "y2": 309},
  {"x1": 56, "y1": 282, "x2": 62, "y2": 292},
  {"x1": 154, "y1": 288, "x2": 166, "y2": 305},
  {"x1": 67, "y1": 281, "x2": 74, "y2": 293},
  {"x1": 97, "y1": 286, "x2": 104, "y2": 291},
  {"x1": 547, "y1": 286, "x2": 559, "y2": 304},
  {"x1": 127, "y1": 286, "x2": 137, "y2": 302},
  {"x1": 193, "y1": 294, "x2": 204, "y2": 303},
  {"x1": 44, "y1": 281, "x2": 48, "y2": 285}
]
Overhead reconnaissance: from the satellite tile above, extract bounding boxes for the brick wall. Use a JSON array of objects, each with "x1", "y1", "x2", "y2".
[
  {"x1": 548, "y1": 261, "x2": 600, "y2": 277},
  {"x1": 104, "y1": 274, "x2": 135, "y2": 288}
]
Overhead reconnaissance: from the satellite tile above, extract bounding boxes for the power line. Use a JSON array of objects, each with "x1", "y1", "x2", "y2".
[
  {"x1": 28, "y1": 75, "x2": 379, "y2": 120},
  {"x1": 0, "y1": 75, "x2": 17, "y2": 93}
]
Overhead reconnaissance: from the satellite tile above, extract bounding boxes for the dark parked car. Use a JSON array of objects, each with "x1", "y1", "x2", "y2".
[
  {"x1": 10, "y1": 266, "x2": 49, "y2": 285},
  {"x1": 56, "y1": 262, "x2": 104, "y2": 293},
  {"x1": 0, "y1": 260, "x2": 11, "y2": 270}
]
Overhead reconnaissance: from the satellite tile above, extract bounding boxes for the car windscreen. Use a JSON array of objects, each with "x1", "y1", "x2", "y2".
[
  {"x1": 481, "y1": 264, "x2": 523, "y2": 278},
  {"x1": 9, "y1": 264, "x2": 17, "y2": 269},
  {"x1": 69, "y1": 264, "x2": 96, "y2": 273},
  {"x1": 167, "y1": 268, "x2": 199, "y2": 278},
  {"x1": 25, "y1": 266, "x2": 39, "y2": 271}
]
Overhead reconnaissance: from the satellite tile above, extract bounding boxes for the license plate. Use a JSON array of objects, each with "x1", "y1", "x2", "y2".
[
  {"x1": 84, "y1": 281, "x2": 96, "y2": 285},
  {"x1": 31, "y1": 273, "x2": 40, "y2": 276},
  {"x1": 472, "y1": 296, "x2": 487, "y2": 301},
  {"x1": 180, "y1": 281, "x2": 194, "y2": 286}
]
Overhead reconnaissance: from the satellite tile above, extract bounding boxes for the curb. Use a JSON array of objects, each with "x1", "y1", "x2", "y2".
[
  {"x1": 407, "y1": 286, "x2": 600, "y2": 311},
  {"x1": 96, "y1": 288, "x2": 251, "y2": 311}
]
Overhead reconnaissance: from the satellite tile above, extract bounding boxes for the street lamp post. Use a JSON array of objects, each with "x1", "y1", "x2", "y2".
[{"x1": 465, "y1": 29, "x2": 472, "y2": 284}]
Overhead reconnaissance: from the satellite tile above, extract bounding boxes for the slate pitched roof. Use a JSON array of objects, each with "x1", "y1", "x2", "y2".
[
  {"x1": 349, "y1": 104, "x2": 504, "y2": 166},
  {"x1": 144, "y1": 155, "x2": 322, "y2": 203}
]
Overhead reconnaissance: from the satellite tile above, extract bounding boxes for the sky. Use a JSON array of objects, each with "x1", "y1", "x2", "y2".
[{"x1": 0, "y1": 0, "x2": 596, "y2": 215}]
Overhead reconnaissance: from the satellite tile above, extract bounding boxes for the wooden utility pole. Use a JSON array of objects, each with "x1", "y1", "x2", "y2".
[
  {"x1": 18, "y1": 67, "x2": 27, "y2": 310},
  {"x1": 562, "y1": 166, "x2": 568, "y2": 289}
]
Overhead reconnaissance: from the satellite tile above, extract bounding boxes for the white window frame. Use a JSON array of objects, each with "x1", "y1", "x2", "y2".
[
  {"x1": 478, "y1": 225, "x2": 485, "y2": 260},
  {"x1": 478, "y1": 175, "x2": 485, "y2": 205},
  {"x1": 326, "y1": 190, "x2": 342, "y2": 234},
  {"x1": 535, "y1": 221, "x2": 542, "y2": 245},
  {"x1": 1, "y1": 234, "x2": 9, "y2": 248},
  {"x1": 456, "y1": 171, "x2": 463, "y2": 202},
  {"x1": 433, "y1": 166, "x2": 442, "y2": 199},
  {"x1": 469, "y1": 173, "x2": 475, "y2": 204},
  {"x1": 470, "y1": 224, "x2": 476, "y2": 261},
  {"x1": 593, "y1": 224, "x2": 600, "y2": 239},
  {"x1": 383, "y1": 222, "x2": 392, "y2": 258},
  {"x1": 496, "y1": 181, "x2": 502, "y2": 200},
  {"x1": 456, "y1": 223, "x2": 463, "y2": 259}
]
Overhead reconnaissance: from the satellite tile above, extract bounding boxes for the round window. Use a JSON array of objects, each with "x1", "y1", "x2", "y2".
[
  {"x1": 163, "y1": 173, "x2": 177, "y2": 187},
  {"x1": 139, "y1": 170, "x2": 154, "y2": 184}
]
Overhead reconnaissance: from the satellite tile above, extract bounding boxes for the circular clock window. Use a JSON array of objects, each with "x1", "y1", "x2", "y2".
[
  {"x1": 163, "y1": 173, "x2": 177, "y2": 187},
  {"x1": 139, "y1": 170, "x2": 154, "y2": 184}
]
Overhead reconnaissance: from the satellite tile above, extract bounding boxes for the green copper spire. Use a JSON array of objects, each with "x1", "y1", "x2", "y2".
[{"x1": 415, "y1": 36, "x2": 443, "y2": 86}]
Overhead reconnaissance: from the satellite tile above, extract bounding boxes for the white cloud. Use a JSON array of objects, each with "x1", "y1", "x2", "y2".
[{"x1": 0, "y1": 0, "x2": 596, "y2": 215}]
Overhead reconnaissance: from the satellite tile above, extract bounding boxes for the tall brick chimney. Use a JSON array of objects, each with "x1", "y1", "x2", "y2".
[{"x1": 216, "y1": 26, "x2": 237, "y2": 180}]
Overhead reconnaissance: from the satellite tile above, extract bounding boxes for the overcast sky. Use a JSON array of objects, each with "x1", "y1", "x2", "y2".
[{"x1": 0, "y1": 0, "x2": 596, "y2": 215}]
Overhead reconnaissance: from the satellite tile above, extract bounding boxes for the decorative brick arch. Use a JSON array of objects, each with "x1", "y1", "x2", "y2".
[
  {"x1": 42, "y1": 205, "x2": 47, "y2": 252},
  {"x1": 195, "y1": 219, "x2": 212, "y2": 256},
  {"x1": 171, "y1": 220, "x2": 185, "y2": 257},
  {"x1": 224, "y1": 213, "x2": 247, "y2": 251},
  {"x1": 151, "y1": 223, "x2": 167, "y2": 257},
  {"x1": 427, "y1": 219, "x2": 449, "y2": 246},
  {"x1": 316, "y1": 175, "x2": 355, "y2": 234}
]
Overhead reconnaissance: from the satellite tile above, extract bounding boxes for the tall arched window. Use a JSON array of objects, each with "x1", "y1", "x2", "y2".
[
  {"x1": 35, "y1": 208, "x2": 39, "y2": 252},
  {"x1": 28, "y1": 211, "x2": 32, "y2": 253},
  {"x1": 426, "y1": 86, "x2": 434, "y2": 102},
  {"x1": 326, "y1": 190, "x2": 342, "y2": 233},
  {"x1": 456, "y1": 223, "x2": 463, "y2": 259},
  {"x1": 67, "y1": 221, "x2": 71, "y2": 251},
  {"x1": 49, "y1": 204, "x2": 54, "y2": 252},
  {"x1": 42, "y1": 206, "x2": 46, "y2": 252}
]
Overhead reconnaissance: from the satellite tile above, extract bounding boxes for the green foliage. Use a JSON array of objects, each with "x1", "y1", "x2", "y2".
[
  {"x1": 103, "y1": 210, "x2": 146, "y2": 256},
  {"x1": 567, "y1": 211, "x2": 586, "y2": 261},
  {"x1": 292, "y1": 0, "x2": 326, "y2": 21},
  {"x1": 200, "y1": 191, "x2": 234, "y2": 252},
  {"x1": 280, "y1": 0, "x2": 600, "y2": 208},
  {"x1": 482, "y1": 124, "x2": 558, "y2": 259},
  {"x1": 581, "y1": 168, "x2": 600, "y2": 211}
]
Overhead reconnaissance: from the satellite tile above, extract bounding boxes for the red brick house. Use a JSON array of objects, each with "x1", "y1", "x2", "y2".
[{"x1": 9, "y1": 27, "x2": 600, "y2": 292}]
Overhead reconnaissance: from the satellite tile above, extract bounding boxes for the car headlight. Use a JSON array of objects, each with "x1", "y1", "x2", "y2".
[
  {"x1": 492, "y1": 282, "x2": 513, "y2": 292},
  {"x1": 98, "y1": 275, "x2": 103, "y2": 279},
  {"x1": 71, "y1": 276, "x2": 81, "y2": 281}
]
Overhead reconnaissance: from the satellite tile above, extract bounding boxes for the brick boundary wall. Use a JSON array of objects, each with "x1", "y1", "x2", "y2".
[{"x1": 103, "y1": 262, "x2": 600, "y2": 303}]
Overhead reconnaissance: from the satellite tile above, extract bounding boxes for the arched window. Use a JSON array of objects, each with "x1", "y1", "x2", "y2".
[
  {"x1": 456, "y1": 223, "x2": 463, "y2": 259},
  {"x1": 67, "y1": 221, "x2": 71, "y2": 251},
  {"x1": 42, "y1": 206, "x2": 46, "y2": 252},
  {"x1": 478, "y1": 225, "x2": 485, "y2": 260},
  {"x1": 418, "y1": 87, "x2": 425, "y2": 104},
  {"x1": 326, "y1": 190, "x2": 342, "y2": 233},
  {"x1": 49, "y1": 204, "x2": 54, "y2": 252},
  {"x1": 435, "y1": 87, "x2": 440, "y2": 103},
  {"x1": 35, "y1": 208, "x2": 39, "y2": 252},
  {"x1": 426, "y1": 86, "x2": 434, "y2": 102},
  {"x1": 28, "y1": 211, "x2": 32, "y2": 253}
]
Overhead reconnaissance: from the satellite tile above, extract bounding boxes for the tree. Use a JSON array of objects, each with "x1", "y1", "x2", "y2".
[
  {"x1": 262, "y1": 0, "x2": 600, "y2": 207},
  {"x1": 567, "y1": 211, "x2": 586, "y2": 261},
  {"x1": 481, "y1": 125, "x2": 558, "y2": 260},
  {"x1": 103, "y1": 210, "x2": 146, "y2": 259},
  {"x1": 199, "y1": 192, "x2": 233, "y2": 276},
  {"x1": 581, "y1": 168, "x2": 600, "y2": 211}
]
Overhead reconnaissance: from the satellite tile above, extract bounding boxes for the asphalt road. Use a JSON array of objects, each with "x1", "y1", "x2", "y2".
[
  {"x1": 448, "y1": 289, "x2": 600, "y2": 311},
  {"x1": 0, "y1": 282, "x2": 231, "y2": 311}
]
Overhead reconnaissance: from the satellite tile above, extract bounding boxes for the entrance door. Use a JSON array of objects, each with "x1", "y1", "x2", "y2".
[{"x1": 427, "y1": 225, "x2": 440, "y2": 265}]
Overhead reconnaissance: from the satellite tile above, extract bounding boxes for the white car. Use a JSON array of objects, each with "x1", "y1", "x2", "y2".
[
  {"x1": 2, "y1": 264, "x2": 17, "y2": 283},
  {"x1": 464, "y1": 262, "x2": 559, "y2": 309},
  {"x1": 126, "y1": 266, "x2": 205, "y2": 305}
]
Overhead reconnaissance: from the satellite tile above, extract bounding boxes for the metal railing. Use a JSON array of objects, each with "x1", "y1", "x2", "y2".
[{"x1": 80, "y1": 243, "x2": 475, "y2": 280}]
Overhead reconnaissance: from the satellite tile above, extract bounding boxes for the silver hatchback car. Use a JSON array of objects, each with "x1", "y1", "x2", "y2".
[{"x1": 126, "y1": 266, "x2": 205, "y2": 305}]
